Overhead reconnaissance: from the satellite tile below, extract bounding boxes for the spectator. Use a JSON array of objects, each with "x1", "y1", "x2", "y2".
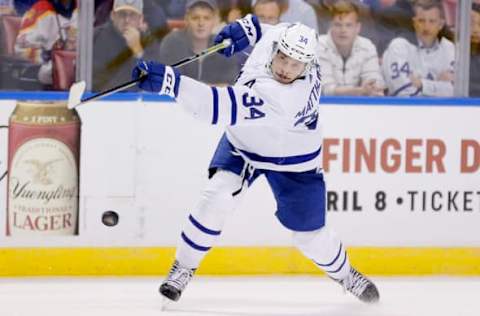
[
  {"x1": 317, "y1": 0, "x2": 384, "y2": 96},
  {"x1": 253, "y1": 0, "x2": 282, "y2": 25},
  {"x1": 470, "y1": 3, "x2": 480, "y2": 97},
  {"x1": 93, "y1": 0, "x2": 158, "y2": 91},
  {"x1": 158, "y1": 0, "x2": 239, "y2": 85},
  {"x1": 382, "y1": 0, "x2": 454, "y2": 97},
  {"x1": 0, "y1": 0, "x2": 15, "y2": 15},
  {"x1": 279, "y1": 0, "x2": 318, "y2": 33},
  {"x1": 14, "y1": 0, "x2": 77, "y2": 85},
  {"x1": 94, "y1": 1, "x2": 168, "y2": 39}
]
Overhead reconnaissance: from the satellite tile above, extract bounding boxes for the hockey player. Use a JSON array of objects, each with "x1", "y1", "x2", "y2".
[{"x1": 132, "y1": 14, "x2": 380, "y2": 305}]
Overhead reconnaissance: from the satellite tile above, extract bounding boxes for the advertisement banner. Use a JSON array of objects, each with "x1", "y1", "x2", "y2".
[
  {"x1": 0, "y1": 100, "x2": 479, "y2": 247},
  {"x1": 320, "y1": 105, "x2": 479, "y2": 246},
  {"x1": 6, "y1": 102, "x2": 80, "y2": 236}
]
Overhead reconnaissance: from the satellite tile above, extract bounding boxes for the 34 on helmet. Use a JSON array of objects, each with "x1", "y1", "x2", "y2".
[
  {"x1": 269, "y1": 23, "x2": 319, "y2": 77},
  {"x1": 278, "y1": 23, "x2": 317, "y2": 63}
]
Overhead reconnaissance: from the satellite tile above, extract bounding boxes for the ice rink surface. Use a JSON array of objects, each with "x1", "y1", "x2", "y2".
[{"x1": 0, "y1": 276, "x2": 479, "y2": 316}]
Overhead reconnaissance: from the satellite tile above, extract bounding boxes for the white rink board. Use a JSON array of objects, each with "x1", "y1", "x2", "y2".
[{"x1": 0, "y1": 100, "x2": 479, "y2": 247}]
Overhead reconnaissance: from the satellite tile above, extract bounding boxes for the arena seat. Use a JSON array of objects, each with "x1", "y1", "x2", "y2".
[
  {"x1": 167, "y1": 19, "x2": 186, "y2": 30},
  {"x1": 442, "y1": 0, "x2": 457, "y2": 30},
  {"x1": 52, "y1": 49, "x2": 76, "y2": 90},
  {"x1": 0, "y1": 15, "x2": 21, "y2": 56}
]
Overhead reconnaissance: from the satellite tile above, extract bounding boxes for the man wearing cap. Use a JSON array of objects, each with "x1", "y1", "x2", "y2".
[
  {"x1": 157, "y1": 0, "x2": 239, "y2": 85},
  {"x1": 93, "y1": 0, "x2": 158, "y2": 91}
]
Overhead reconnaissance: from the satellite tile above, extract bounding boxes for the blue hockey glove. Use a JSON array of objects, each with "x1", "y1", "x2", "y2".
[
  {"x1": 214, "y1": 14, "x2": 262, "y2": 57},
  {"x1": 132, "y1": 60, "x2": 180, "y2": 98}
]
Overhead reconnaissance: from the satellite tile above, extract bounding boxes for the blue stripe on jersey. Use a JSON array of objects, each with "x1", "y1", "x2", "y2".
[
  {"x1": 189, "y1": 214, "x2": 221, "y2": 236},
  {"x1": 315, "y1": 243, "x2": 343, "y2": 267},
  {"x1": 211, "y1": 87, "x2": 219, "y2": 124},
  {"x1": 392, "y1": 82, "x2": 414, "y2": 96},
  {"x1": 238, "y1": 146, "x2": 322, "y2": 166},
  {"x1": 409, "y1": 87, "x2": 422, "y2": 97},
  {"x1": 181, "y1": 232, "x2": 211, "y2": 251},
  {"x1": 325, "y1": 252, "x2": 347, "y2": 274},
  {"x1": 227, "y1": 86, "x2": 237, "y2": 125}
]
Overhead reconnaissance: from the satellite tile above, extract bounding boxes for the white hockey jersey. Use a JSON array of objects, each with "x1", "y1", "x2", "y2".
[
  {"x1": 382, "y1": 36, "x2": 455, "y2": 96},
  {"x1": 177, "y1": 23, "x2": 323, "y2": 172}
]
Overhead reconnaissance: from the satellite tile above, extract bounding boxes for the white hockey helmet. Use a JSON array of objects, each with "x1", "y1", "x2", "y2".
[
  {"x1": 269, "y1": 23, "x2": 318, "y2": 77},
  {"x1": 278, "y1": 23, "x2": 318, "y2": 63}
]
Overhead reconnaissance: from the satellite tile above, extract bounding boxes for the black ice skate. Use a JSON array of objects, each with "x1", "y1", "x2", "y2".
[
  {"x1": 334, "y1": 267, "x2": 380, "y2": 303},
  {"x1": 159, "y1": 260, "x2": 196, "y2": 302}
]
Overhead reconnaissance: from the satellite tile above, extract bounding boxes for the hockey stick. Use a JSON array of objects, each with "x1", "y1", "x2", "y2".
[{"x1": 67, "y1": 39, "x2": 232, "y2": 109}]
